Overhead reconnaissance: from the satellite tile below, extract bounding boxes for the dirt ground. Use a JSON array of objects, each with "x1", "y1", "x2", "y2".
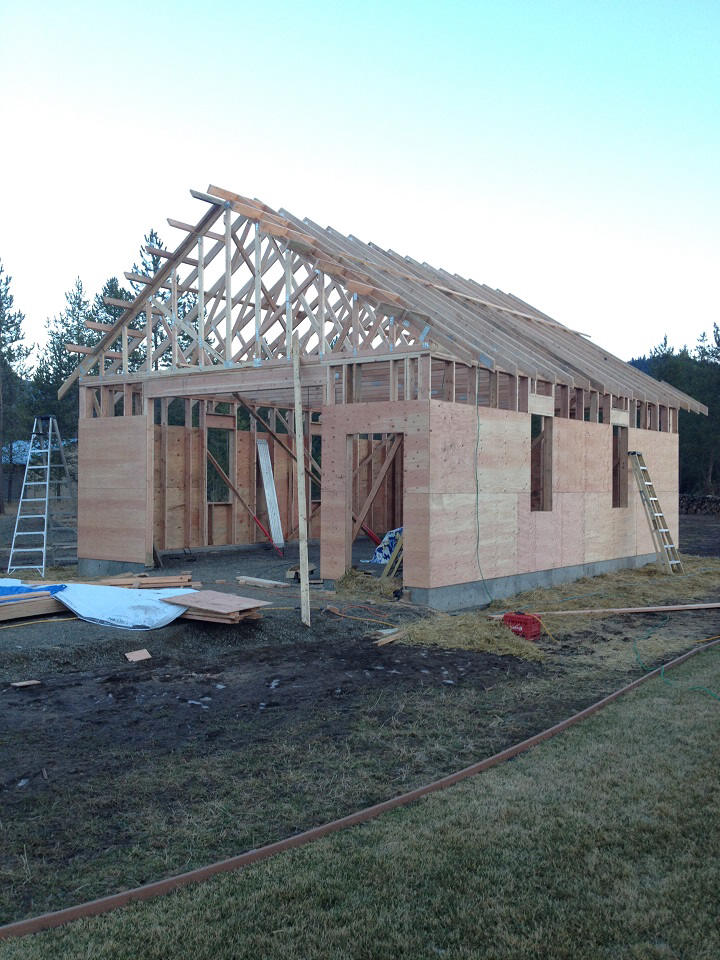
[{"x1": 1, "y1": 521, "x2": 719, "y2": 923}]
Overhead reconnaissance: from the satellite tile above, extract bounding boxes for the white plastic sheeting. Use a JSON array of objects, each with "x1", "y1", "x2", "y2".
[{"x1": 56, "y1": 584, "x2": 196, "y2": 630}]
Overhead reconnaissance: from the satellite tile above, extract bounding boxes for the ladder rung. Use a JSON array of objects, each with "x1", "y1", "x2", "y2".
[
  {"x1": 644, "y1": 481, "x2": 653, "y2": 485},
  {"x1": 649, "y1": 497, "x2": 658, "y2": 501},
  {"x1": 17, "y1": 514, "x2": 45, "y2": 519},
  {"x1": 14, "y1": 531, "x2": 45, "y2": 536},
  {"x1": 657, "y1": 528, "x2": 669, "y2": 533},
  {"x1": 669, "y1": 560, "x2": 682, "y2": 565},
  {"x1": 11, "y1": 547, "x2": 45, "y2": 553}
]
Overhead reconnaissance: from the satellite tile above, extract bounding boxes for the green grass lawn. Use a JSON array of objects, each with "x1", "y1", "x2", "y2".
[{"x1": 3, "y1": 645, "x2": 719, "y2": 960}]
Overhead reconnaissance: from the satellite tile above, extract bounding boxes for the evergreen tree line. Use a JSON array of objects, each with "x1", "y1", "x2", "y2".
[
  {"x1": 1, "y1": 242, "x2": 718, "y2": 511},
  {"x1": 0, "y1": 229, "x2": 183, "y2": 511},
  {"x1": 630, "y1": 330, "x2": 720, "y2": 496}
]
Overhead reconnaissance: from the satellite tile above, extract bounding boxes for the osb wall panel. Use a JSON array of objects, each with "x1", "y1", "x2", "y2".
[
  {"x1": 320, "y1": 402, "x2": 431, "y2": 585},
  {"x1": 427, "y1": 401, "x2": 679, "y2": 589},
  {"x1": 78, "y1": 417, "x2": 151, "y2": 564}
]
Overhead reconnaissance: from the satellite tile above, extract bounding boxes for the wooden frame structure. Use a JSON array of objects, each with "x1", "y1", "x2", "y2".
[{"x1": 65, "y1": 186, "x2": 707, "y2": 606}]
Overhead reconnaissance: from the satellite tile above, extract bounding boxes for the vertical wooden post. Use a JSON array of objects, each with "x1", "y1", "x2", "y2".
[
  {"x1": 589, "y1": 390, "x2": 599, "y2": 422},
  {"x1": 79, "y1": 386, "x2": 91, "y2": 419},
  {"x1": 224, "y1": 206, "x2": 233, "y2": 366},
  {"x1": 489, "y1": 371, "x2": 498, "y2": 408},
  {"x1": 144, "y1": 396, "x2": 155, "y2": 567},
  {"x1": 292, "y1": 337, "x2": 311, "y2": 626},
  {"x1": 285, "y1": 247, "x2": 293, "y2": 360},
  {"x1": 318, "y1": 270, "x2": 327, "y2": 356},
  {"x1": 121, "y1": 325, "x2": 129, "y2": 376},
  {"x1": 417, "y1": 355, "x2": 431, "y2": 400},
  {"x1": 170, "y1": 268, "x2": 178, "y2": 368},
  {"x1": 389, "y1": 359, "x2": 399, "y2": 402},
  {"x1": 325, "y1": 365, "x2": 335, "y2": 405},
  {"x1": 345, "y1": 435, "x2": 354, "y2": 572},
  {"x1": 351, "y1": 293, "x2": 359, "y2": 352},
  {"x1": 145, "y1": 300, "x2": 153, "y2": 373},
  {"x1": 199, "y1": 400, "x2": 208, "y2": 545},
  {"x1": 159, "y1": 398, "x2": 169, "y2": 550},
  {"x1": 600, "y1": 394, "x2": 611, "y2": 424},
  {"x1": 230, "y1": 402, "x2": 239, "y2": 544},
  {"x1": 197, "y1": 235, "x2": 205, "y2": 367},
  {"x1": 352, "y1": 364, "x2": 362, "y2": 402},
  {"x1": 182, "y1": 399, "x2": 193, "y2": 547},
  {"x1": 254, "y1": 221, "x2": 262, "y2": 362},
  {"x1": 442, "y1": 361, "x2": 455, "y2": 401}
]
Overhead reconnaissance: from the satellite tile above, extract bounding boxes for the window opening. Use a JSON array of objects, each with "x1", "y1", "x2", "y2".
[{"x1": 530, "y1": 414, "x2": 552, "y2": 511}]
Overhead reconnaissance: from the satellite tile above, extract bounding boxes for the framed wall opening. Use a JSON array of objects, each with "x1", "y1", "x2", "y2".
[
  {"x1": 530, "y1": 414, "x2": 553, "y2": 512},
  {"x1": 612, "y1": 425, "x2": 629, "y2": 508},
  {"x1": 344, "y1": 433, "x2": 404, "y2": 572}
]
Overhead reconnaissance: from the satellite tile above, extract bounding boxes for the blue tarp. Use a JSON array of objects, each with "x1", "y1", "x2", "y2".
[{"x1": 0, "y1": 582, "x2": 66, "y2": 602}]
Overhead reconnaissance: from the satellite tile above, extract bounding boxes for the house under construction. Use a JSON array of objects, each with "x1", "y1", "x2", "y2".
[{"x1": 61, "y1": 186, "x2": 707, "y2": 609}]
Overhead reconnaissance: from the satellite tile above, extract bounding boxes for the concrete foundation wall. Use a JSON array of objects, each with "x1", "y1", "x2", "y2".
[{"x1": 410, "y1": 552, "x2": 658, "y2": 610}]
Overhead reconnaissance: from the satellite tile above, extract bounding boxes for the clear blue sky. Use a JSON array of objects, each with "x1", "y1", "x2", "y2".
[{"x1": 1, "y1": 0, "x2": 718, "y2": 361}]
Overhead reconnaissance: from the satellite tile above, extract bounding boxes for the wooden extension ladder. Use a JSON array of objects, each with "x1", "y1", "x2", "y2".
[{"x1": 628, "y1": 451, "x2": 684, "y2": 574}]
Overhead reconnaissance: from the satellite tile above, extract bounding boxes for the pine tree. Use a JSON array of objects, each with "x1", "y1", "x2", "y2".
[
  {"x1": 132, "y1": 229, "x2": 196, "y2": 369},
  {"x1": 33, "y1": 278, "x2": 97, "y2": 439},
  {"x1": 0, "y1": 260, "x2": 32, "y2": 512}
]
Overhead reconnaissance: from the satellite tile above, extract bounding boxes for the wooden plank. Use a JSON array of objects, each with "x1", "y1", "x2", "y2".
[
  {"x1": 0, "y1": 597, "x2": 67, "y2": 621},
  {"x1": 236, "y1": 575, "x2": 290, "y2": 588},
  {"x1": 162, "y1": 590, "x2": 270, "y2": 614},
  {"x1": 491, "y1": 602, "x2": 720, "y2": 618},
  {"x1": 125, "y1": 649, "x2": 151, "y2": 662}
]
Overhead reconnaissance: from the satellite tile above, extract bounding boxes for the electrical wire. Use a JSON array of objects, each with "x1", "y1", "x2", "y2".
[
  {"x1": 632, "y1": 621, "x2": 720, "y2": 701},
  {"x1": 473, "y1": 375, "x2": 494, "y2": 605},
  {"x1": 0, "y1": 616, "x2": 76, "y2": 631}
]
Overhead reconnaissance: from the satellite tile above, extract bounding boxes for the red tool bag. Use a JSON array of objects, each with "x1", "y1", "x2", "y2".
[{"x1": 502, "y1": 612, "x2": 541, "y2": 640}]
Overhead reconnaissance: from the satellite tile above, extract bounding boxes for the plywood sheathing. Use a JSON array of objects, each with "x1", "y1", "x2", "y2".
[
  {"x1": 320, "y1": 401, "x2": 430, "y2": 585},
  {"x1": 424, "y1": 400, "x2": 678, "y2": 590},
  {"x1": 78, "y1": 416, "x2": 153, "y2": 565}
]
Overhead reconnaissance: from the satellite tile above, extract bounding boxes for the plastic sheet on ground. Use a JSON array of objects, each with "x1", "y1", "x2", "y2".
[{"x1": 55, "y1": 584, "x2": 197, "y2": 630}]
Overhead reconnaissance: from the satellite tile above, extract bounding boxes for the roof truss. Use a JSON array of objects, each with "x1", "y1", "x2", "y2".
[{"x1": 59, "y1": 186, "x2": 707, "y2": 416}]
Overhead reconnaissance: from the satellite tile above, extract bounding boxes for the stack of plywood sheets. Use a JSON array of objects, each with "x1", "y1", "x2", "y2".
[{"x1": 162, "y1": 590, "x2": 270, "y2": 624}]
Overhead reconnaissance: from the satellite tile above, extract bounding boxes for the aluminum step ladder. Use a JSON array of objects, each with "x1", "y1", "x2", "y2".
[
  {"x1": 8, "y1": 416, "x2": 72, "y2": 577},
  {"x1": 628, "y1": 450, "x2": 684, "y2": 574}
]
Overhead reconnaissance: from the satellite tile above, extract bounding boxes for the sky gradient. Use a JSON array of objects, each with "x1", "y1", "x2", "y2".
[{"x1": 1, "y1": 0, "x2": 718, "y2": 362}]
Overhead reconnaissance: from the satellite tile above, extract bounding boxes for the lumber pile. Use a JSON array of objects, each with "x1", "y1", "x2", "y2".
[
  {"x1": 0, "y1": 594, "x2": 68, "y2": 622},
  {"x1": 162, "y1": 590, "x2": 271, "y2": 624},
  {"x1": 97, "y1": 572, "x2": 202, "y2": 589}
]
